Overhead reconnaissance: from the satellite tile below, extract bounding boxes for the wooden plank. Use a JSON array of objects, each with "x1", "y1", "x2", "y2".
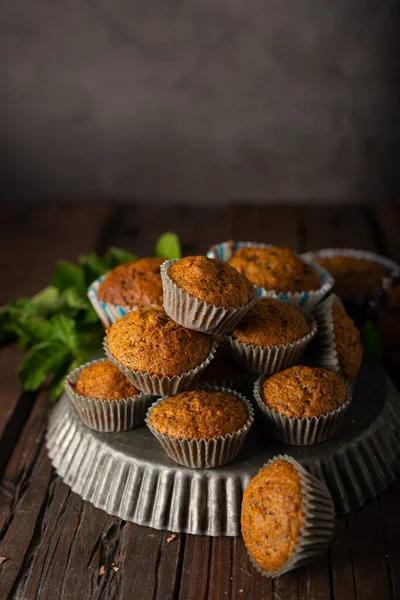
[
  {"x1": 231, "y1": 205, "x2": 301, "y2": 249},
  {"x1": 178, "y1": 535, "x2": 212, "y2": 600},
  {"x1": 207, "y1": 537, "x2": 232, "y2": 600},
  {"x1": 329, "y1": 517, "x2": 355, "y2": 600},
  {"x1": 231, "y1": 537, "x2": 272, "y2": 600},
  {"x1": 380, "y1": 479, "x2": 400, "y2": 600},
  {"x1": 374, "y1": 204, "x2": 400, "y2": 261}
]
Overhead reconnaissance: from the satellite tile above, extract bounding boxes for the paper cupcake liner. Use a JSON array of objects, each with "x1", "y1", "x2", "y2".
[
  {"x1": 246, "y1": 455, "x2": 334, "y2": 577},
  {"x1": 87, "y1": 274, "x2": 135, "y2": 328},
  {"x1": 103, "y1": 337, "x2": 218, "y2": 396},
  {"x1": 224, "y1": 316, "x2": 317, "y2": 375},
  {"x1": 64, "y1": 359, "x2": 155, "y2": 432},
  {"x1": 145, "y1": 386, "x2": 255, "y2": 469},
  {"x1": 253, "y1": 375, "x2": 353, "y2": 445},
  {"x1": 160, "y1": 259, "x2": 257, "y2": 334},
  {"x1": 306, "y1": 294, "x2": 341, "y2": 375},
  {"x1": 207, "y1": 241, "x2": 334, "y2": 310},
  {"x1": 302, "y1": 248, "x2": 400, "y2": 323}
]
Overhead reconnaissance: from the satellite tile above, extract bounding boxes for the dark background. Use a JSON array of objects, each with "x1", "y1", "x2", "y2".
[{"x1": 1, "y1": 0, "x2": 400, "y2": 203}]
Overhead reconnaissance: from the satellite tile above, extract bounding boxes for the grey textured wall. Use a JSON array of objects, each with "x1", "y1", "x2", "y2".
[{"x1": 1, "y1": 0, "x2": 399, "y2": 202}]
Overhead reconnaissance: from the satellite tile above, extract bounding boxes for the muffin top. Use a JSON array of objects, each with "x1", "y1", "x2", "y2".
[
  {"x1": 97, "y1": 257, "x2": 164, "y2": 308},
  {"x1": 332, "y1": 302, "x2": 363, "y2": 381},
  {"x1": 315, "y1": 255, "x2": 386, "y2": 300},
  {"x1": 107, "y1": 306, "x2": 213, "y2": 376},
  {"x1": 167, "y1": 255, "x2": 255, "y2": 308},
  {"x1": 241, "y1": 459, "x2": 304, "y2": 573},
  {"x1": 199, "y1": 349, "x2": 246, "y2": 383},
  {"x1": 72, "y1": 360, "x2": 139, "y2": 400},
  {"x1": 149, "y1": 389, "x2": 249, "y2": 440},
  {"x1": 230, "y1": 298, "x2": 311, "y2": 347},
  {"x1": 228, "y1": 247, "x2": 320, "y2": 293},
  {"x1": 262, "y1": 365, "x2": 347, "y2": 418}
]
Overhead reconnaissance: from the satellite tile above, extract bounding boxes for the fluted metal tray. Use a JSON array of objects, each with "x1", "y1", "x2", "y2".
[{"x1": 46, "y1": 366, "x2": 400, "y2": 536}]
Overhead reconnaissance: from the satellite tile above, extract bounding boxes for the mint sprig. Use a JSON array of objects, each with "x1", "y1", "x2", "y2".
[{"x1": 0, "y1": 233, "x2": 182, "y2": 401}]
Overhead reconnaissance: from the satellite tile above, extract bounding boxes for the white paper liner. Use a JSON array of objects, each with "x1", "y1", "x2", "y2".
[
  {"x1": 207, "y1": 241, "x2": 334, "y2": 310},
  {"x1": 64, "y1": 358, "x2": 154, "y2": 432},
  {"x1": 224, "y1": 315, "x2": 317, "y2": 375},
  {"x1": 87, "y1": 274, "x2": 135, "y2": 328},
  {"x1": 253, "y1": 375, "x2": 353, "y2": 445},
  {"x1": 103, "y1": 337, "x2": 218, "y2": 395},
  {"x1": 145, "y1": 386, "x2": 255, "y2": 469},
  {"x1": 160, "y1": 259, "x2": 257, "y2": 334},
  {"x1": 245, "y1": 455, "x2": 334, "y2": 577}
]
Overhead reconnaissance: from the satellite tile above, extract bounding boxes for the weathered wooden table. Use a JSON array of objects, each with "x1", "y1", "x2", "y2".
[{"x1": 0, "y1": 202, "x2": 399, "y2": 600}]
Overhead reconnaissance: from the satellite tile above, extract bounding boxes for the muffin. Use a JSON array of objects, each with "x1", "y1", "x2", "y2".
[
  {"x1": 65, "y1": 359, "x2": 154, "y2": 431},
  {"x1": 332, "y1": 302, "x2": 363, "y2": 381},
  {"x1": 314, "y1": 255, "x2": 386, "y2": 301},
  {"x1": 241, "y1": 456, "x2": 334, "y2": 577},
  {"x1": 97, "y1": 257, "x2": 164, "y2": 308},
  {"x1": 225, "y1": 298, "x2": 316, "y2": 374},
  {"x1": 104, "y1": 306, "x2": 217, "y2": 395},
  {"x1": 161, "y1": 256, "x2": 256, "y2": 334},
  {"x1": 146, "y1": 387, "x2": 254, "y2": 468},
  {"x1": 228, "y1": 247, "x2": 320, "y2": 293},
  {"x1": 254, "y1": 366, "x2": 351, "y2": 444}
]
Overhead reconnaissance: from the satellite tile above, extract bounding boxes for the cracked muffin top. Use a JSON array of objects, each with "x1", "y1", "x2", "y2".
[
  {"x1": 107, "y1": 306, "x2": 213, "y2": 376},
  {"x1": 167, "y1": 255, "x2": 255, "y2": 308},
  {"x1": 149, "y1": 389, "x2": 249, "y2": 440},
  {"x1": 315, "y1": 255, "x2": 386, "y2": 301},
  {"x1": 230, "y1": 298, "x2": 311, "y2": 347},
  {"x1": 241, "y1": 459, "x2": 304, "y2": 573},
  {"x1": 261, "y1": 365, "x2": 347, "y2": 418},
  {"x1": 332, "y1": 302, "x2": 363, "y2": 381},
  {"x1": 97, "y1": 257, "x2": 164, "y2": 308},
  {"x1": 228, "y1": 247, "x2": 320, "y2": 293},
  {"x1": 72, "y1": 360, "x2": 139, "y2": 400}
]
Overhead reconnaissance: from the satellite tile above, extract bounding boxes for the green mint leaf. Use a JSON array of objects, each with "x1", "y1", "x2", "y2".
[
  {"x1": 78, "y1": 306, "x2": 101, "y2": 325},
  {"x1": 49, "y1": 375, "x2": 67, "y2": 402},
  {"x1": 50, "y1": 314, "x2": 78, "y2": 353},
  {"x1": 104, "y1": 247, "x2": 137, "y2": 269},
  {"x1": 78, "y1": 252, "x2": 109, "y2": 285},
  {"x1": 64, "y1": 287, "x2": 92, "y2": 311},
  {"x1": 6, "y1": 308, "x2": 55, "y2": 345},
  {"x1": 18, "y1": 341, "x2": 70, "y2": 391},
  {"x1": 51, "y1": 260, "x2": 85, "y2": 293},
  {"x1": 361, "y1": 321, "x2": 383, "y2": 364},
  {"x1": 31, "y1": 286, "x2": 64, "y2": 316},
  {"x1": 155, "y1": 232, "x2": 182, "y2": 260}
]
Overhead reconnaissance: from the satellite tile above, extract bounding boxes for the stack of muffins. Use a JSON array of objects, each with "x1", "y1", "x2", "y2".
[{"x1": 64, "y1": 240, "x2": 393, "y2": 577}]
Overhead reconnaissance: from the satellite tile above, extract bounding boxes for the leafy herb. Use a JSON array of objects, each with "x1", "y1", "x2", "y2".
[
  {"x1": 155, "y1": 232, "x2": 182, "y2": 260},
  {"x1": 361, "y1": 320, "x2": 383, "y2": 364},
  {"x1": 0, "y1": 233, "x2": 181, "y2": 401}
]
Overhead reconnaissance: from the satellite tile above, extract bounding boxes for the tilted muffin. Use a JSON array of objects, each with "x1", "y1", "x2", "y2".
[
  {"x1": 228, "y1": 247, "x2": 320, "y2": 293},
  {"x1": 146, "y1": 388, "x2": 254, "y2": 468},
  {"x1": 241, "y1": 457, "x2": 334, "y2": 577},
  {"x1": 254, "y1": 366, "x2": 351, "y2": 444},
  {"x1": 105, "y1": 306, "x2": 216, "y2": 395},
  {"x1": 262, "y1": 365, "x2": 347, "y2": 418},
  {"x1": 97, "y1": 257, "x2": 164, "y2": 308},
  {"x1": 162, "y1": 256, "x2": 257, "y2": 334},
  {"x1": 314, "y1": 255, "x2": 386, "y2": 301},
  {"x1": 65, "y1": 359, "x2": 154, "y2": 432},
  {"x1": 225, "y1": 299, "x2": 316, "y2": 374},
  {"x1": 332, "y1": 302, "x2": 363, "y2": 381},
  {"x1": 73, "y1": 359, "x2": 139, "y2": 400},
  {"x1": 167, "y1": 255, "x2": 255, "y2": 308}
]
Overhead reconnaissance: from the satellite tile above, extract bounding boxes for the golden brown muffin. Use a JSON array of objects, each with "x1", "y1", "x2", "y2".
[
  {"x1": 315, "y1": 256, "x2": 386, "y2": 301},
  {"x1": 97, "y1": 257, "x2": 164, "y2": 308},
  {"x1": 262, "y1": 365, "x2": 347, "y2": 418},
  {"x1": 230, "y1": 298, "x2": 311, "y2": 347},
  {"x1": 332, "y1": 302, "x2": 363, "y2": 381},
  {"x1": 107, "y1": 306, "x2": 213, "y2": 376},
  {"x1": 198, "y1": 349, "x2": 246, "y2": 383},
  {"x1": 149, "y1": 389, "x2": 248, "y2": 439},
  {"x1": 228, "y1": 247, "x2": 320, "y2": 293},
  {"x1": 73, "y1": 360, "x2": 139, "y2": 400},
  {"x1": 168, "y1": 255, "x2": 255, "y2": 308},
  {"x1": 241, "y1": 459, "x2": 304, "y2": 573}
]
